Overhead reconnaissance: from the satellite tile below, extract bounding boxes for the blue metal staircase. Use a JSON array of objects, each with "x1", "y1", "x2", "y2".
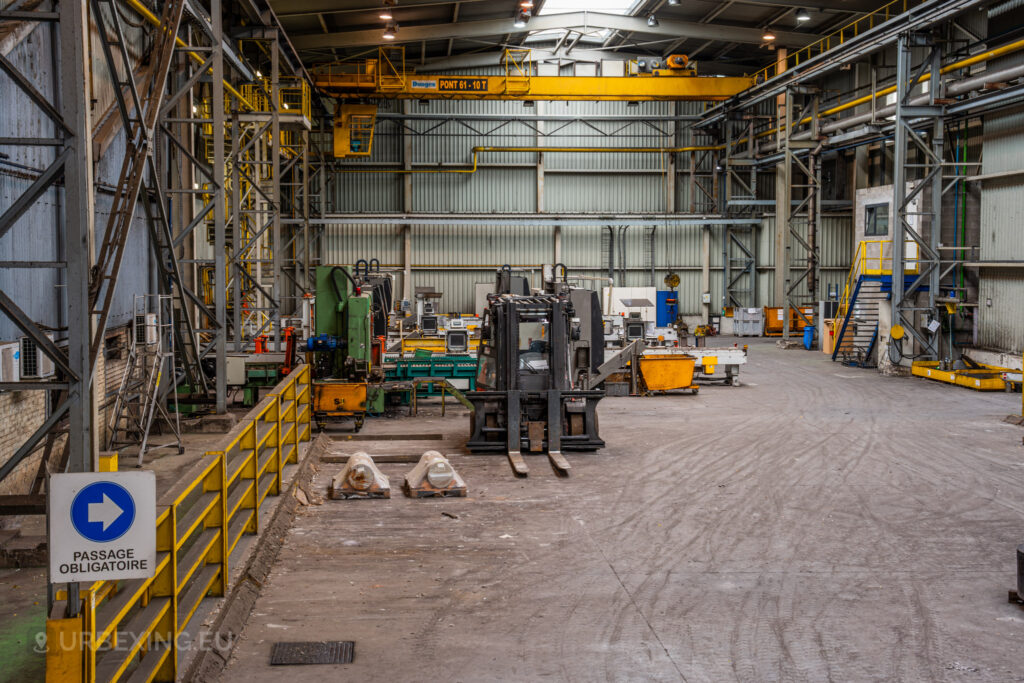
[
  {"x1": 831, "y1": 241, "x2": 928, "y2": 368},
  {"x1": 832, "y1": 276, "x2": 888, "y2": 367}
]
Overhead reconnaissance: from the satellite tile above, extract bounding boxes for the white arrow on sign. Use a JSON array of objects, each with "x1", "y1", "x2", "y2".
[{"x1": 88, "y1": 493, "x2": 124, "y2": 531}]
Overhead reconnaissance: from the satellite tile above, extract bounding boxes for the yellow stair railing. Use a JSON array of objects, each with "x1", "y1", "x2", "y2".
[
  {"x1": 835, "y1": 239, "x2": 921, "y2": 324},
  {"x1": 835, "y1": 240, "x2": 867, "y2": 328}
]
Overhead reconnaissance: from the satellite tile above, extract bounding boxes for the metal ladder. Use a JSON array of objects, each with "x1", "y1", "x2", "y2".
[{"x1": 107, "y1": 296, "x2": 184, "y2": 465}]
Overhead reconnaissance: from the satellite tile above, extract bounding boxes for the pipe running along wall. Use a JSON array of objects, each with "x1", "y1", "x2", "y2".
[
  {"x1": 335, "y1": 146, "x2": 724, "y2": 174},
  {"x1": 755, "y1": 36, "x2": 1024, "y2": 150},
  {"x1": 124, "y1": 0, "x2": 256, "y2": 110}
]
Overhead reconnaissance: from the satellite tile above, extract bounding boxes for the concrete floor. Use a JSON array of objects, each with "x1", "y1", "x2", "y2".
[{"x1": 217, "y1": 338, "x2": 1024, "y2": 682}]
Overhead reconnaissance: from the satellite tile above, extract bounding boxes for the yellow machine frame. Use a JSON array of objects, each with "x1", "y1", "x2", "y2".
[{"x1": 313, "y1": 380, "x2": 369, "y2": 423}]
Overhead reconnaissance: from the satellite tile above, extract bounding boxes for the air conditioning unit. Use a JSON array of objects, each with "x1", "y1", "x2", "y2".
[
  {"x1": 134, "y1": 313, "x2": 158, "y2": 346},
  {"x1": 0, "y1": 342, "x2": 20, "y2": 385},
  {"x1": 19, "y1": 335, "x2": 55, "y2": 379}
]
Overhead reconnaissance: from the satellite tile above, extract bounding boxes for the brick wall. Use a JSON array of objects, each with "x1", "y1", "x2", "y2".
[
  {"x1": 0, "y1": 326, "x2": 128, "y2": 498},
  {"x1": 99, "y1": 328, "x2": 127, "y2": 446},
  {"x1": 0, "y1": 390, "x2": 48, "y2": 496}
]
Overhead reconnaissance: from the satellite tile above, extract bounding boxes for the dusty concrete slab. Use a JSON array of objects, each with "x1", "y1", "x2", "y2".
[{"x1": 216, "y1": 339, "x2": 1024, "y2": 681}]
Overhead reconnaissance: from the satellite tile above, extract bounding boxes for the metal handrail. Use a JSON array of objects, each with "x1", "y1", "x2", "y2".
[
  {"x1": 835, "y1": 238, "x2": 919, "y2": 324},
  {"x1": 752, "y1": 0, "x2": 925, "y2": 84},
  {"x1": 63, "y1": 364, "x2": 312, "y2": 683}
]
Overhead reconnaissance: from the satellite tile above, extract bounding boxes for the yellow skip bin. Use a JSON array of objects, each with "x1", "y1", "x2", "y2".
[{"x1": 639, "y1": 354, "x2": 698, "y2": 393}]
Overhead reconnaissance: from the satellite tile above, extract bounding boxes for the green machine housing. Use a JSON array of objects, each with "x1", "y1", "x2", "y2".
[{"x1": 311, "y1": 266, "x2": 385, "y2": 415}]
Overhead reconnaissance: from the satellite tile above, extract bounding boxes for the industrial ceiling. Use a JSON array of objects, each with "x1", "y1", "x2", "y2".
[{"x1": 268, "y1": 0, "x2": 889, "y2": 76}]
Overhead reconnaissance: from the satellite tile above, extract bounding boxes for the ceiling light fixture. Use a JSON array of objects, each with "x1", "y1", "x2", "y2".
[
  {"x1": 795, "y1": 8, "x2": 810, "y2": 22},
  {"x1": 647, "y1": 13, "x2": 659, "y2": 27},
  {"x1": 380, "y1": 9, "x2": 393, "y2": 20},
  {"x1": 514, "y1": 10, "x2": 529, "y2": 28},
  {"x1": 519, "y1": 0, "x2": 534, "y2": 8},
  {"x1": 668, "y1": 0, "x2": 680, "y2": 4},
  {"x1": 762, "y1": 27, "x2": 776, "y2": 41},
  {"x1": 383, "y1": 23, "x2": 397, "y2": 39}
]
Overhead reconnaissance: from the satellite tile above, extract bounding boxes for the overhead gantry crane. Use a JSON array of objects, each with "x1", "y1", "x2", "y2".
[{"x1": 313, "y1": 48, "x2": 756, "y2": 157}]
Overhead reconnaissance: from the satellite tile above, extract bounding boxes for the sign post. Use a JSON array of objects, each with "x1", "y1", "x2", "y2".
[{"x1": 49, "y1": 471, "x2": 156, "y2": 583}]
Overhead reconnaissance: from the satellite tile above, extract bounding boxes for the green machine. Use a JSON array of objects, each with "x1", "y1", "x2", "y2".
[{"x1": 307, "y1": 266, "x2": 385, "y2": 429}]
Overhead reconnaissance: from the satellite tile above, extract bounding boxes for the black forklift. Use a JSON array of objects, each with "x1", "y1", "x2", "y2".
[{"x1": 467, "y1": 268, "x2": 604, "y2": 476}]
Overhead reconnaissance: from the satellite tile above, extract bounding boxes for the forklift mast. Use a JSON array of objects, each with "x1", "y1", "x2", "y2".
[{"x1": 467, "y1": 286, "x2": 604, "y2": 475}]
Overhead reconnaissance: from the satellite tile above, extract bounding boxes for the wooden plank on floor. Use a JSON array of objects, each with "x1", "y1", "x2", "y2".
[{"x1": 329, "y1": 433, "x2": 445, "y2": 441}]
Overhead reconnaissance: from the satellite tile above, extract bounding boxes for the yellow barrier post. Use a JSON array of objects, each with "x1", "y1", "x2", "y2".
[
  {"x1": 160, "y1": 507, "x2": 178, "y2": 681},
  {"x1": 150, "y1": 507, "x2": 177, "y2": 680},
  {"x1": 98, "y1": 452, "x2": 118, "y2": 472},
  {"x1": 274, "y1": 391, "x2": 285, "y2": 491},
  {"x1": 45, "y1": 614, "x2": 83, "y2": 683},
  {"x1": 240, "y1": 422, "x2": 259, "y2": 535},
  {"x1": 259, "y1": 397, "x2": 281, "y2": 499},
  {"x1": 298, "y1": 366, "x2": 312, "y2": 443},
  {"x1": 213, "y1": 453, "x2": 228, "y2": 597},
  {"x1": 85, "y1": 588, "x2": 97, "y2": 680}
]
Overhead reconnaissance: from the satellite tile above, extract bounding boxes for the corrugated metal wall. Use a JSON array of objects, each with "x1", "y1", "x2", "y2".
[
  {"x1": 326, "y1": 88, "x2": 854, "y2": 313},
  {"x1": 0, "y1": 18, "x2": 152, "y2": 341},
  {"x1": 0, "y1": 22, "x2": 63, "y2": 342},
  {"x1": 322, "y1": 215, "x2": 854, "y2": 315},
  {"x1": 978, "y1": 104, "x2": 1024, "y2": 353}
]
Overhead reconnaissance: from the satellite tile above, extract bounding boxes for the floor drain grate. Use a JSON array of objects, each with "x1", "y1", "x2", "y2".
[{"x1": 270, "y1": 641, "x2": 355, "y2": 665}]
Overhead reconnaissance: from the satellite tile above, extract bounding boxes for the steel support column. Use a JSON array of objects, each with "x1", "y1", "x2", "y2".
[
  {"x1": 776, "y1": 88, "x2": 821, "y2": 338},
  {"x1": 723, "y1": 112, "x2": 758, "y2": 310},
  {"x1": 57, "y1": 0, "x2": 96, "y2": 619},
  {"x1": 270, "y1": 33, "x2": 282, "y2": 351},
  {"x1": 212, "y1": 0, "x2": 228, "y2": 412},
  {"x1": 60, "y1": 0, "x2": 96, "y2": 473},
  {"x1": 891, "y1": 32, "x2": 945, "y2": 361},
  {"x1": 402, "y1": 99, "x2": 413, "y2": 303}
]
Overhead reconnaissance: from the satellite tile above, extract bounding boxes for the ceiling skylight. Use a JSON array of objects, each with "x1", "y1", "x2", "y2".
[
  {"x1": 527, "y1": 0, "x2": 641, "y2": 44},
  {"x1": 537, "y1": 0, "x2": 640, "y2": 14}
]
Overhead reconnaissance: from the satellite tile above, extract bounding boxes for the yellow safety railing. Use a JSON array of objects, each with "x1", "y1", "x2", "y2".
[
  {"x1": 280, "y1": 79, "x2": 311, "y2": 120},
  {"x1": 239, "y1": 78, "x2": 312, "y2": 120},
  {"x1": 835, "y1": 240, "x2": 866, "y2": 326},
  {"x1": 377, "y1": 46, "x2": 406, "y2": 91},
  {"x1": 55, "y1": 365, "x2": 312, "y2": 683},
  {"x1": 310, "y1": 56, "x2": 379, "y2": 91},
  {"x1": 504, "y1": 48, "x2": 531, "y2": 94},
  {"x1": 836, "y1": 239, "x2": 920, "y2": 323},
  {"x1": 753, "y1": 0, "x2": 927, "y2": 84}
]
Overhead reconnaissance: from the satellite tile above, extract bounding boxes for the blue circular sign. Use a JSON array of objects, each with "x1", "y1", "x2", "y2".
[{"x1": 70, "y1": 482, "x2": 136, "y2": 543}]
